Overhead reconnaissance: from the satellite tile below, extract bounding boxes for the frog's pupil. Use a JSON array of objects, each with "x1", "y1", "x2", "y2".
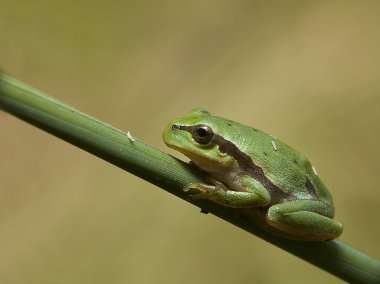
[{"x1": 197, "y1": 127, "x2": 207, "y2": 137}]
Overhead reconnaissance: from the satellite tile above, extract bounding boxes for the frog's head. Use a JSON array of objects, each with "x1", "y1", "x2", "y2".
[{"x1": 163, "y1": 108, "x2": 239, "y2": 171}]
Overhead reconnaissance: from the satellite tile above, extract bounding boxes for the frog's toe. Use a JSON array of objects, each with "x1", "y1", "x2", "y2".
[
  {"x1": 183, "y1": 183, "x2": 223, "y2": 203},
  {"x1": 183, "y1": 183, "x2": 204, "y2": 193},
  {"x1": 183, "y1": 184, "x2": 193, "y2": 193}
]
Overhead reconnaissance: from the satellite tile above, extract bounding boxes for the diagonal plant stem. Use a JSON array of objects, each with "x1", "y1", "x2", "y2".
[{"x1": 1, "y1": 72, "x2": 379, "y2": 283}]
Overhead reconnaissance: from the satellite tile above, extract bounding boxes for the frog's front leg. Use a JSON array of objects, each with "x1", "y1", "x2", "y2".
[
  {"x1": 267, "y1": 200, "x2": 343, "y2": 241},
  {"x1": 184, "y1": 175, "x2": 270, "y2": 208}
]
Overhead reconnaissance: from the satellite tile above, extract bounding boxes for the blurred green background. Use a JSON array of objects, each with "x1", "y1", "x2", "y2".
[{"x1": 1, "y1": 1, "x2": 380, "y2": 283}]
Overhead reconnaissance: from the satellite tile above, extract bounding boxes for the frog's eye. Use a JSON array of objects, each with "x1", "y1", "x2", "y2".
[{"x1": 192, "y1": 125, "x2": 214, "y2": 144}]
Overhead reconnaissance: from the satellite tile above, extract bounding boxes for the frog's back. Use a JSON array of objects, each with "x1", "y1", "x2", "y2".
[{"x1": 215, "y1": 119, "x2": 333, "y2": 205}]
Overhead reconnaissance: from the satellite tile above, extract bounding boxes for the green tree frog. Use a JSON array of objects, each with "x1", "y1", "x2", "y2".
[{"x1": 162, "y1": 109, "x2": 343, "y2": 241}]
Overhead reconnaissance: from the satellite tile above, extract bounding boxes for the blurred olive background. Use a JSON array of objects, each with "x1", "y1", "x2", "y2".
[{"x1": 1, "y1": 1, "x2": 380, "y2": 283}]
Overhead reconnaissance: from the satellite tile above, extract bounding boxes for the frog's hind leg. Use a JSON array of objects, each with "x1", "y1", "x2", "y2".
[{"x1": 266, "y1": 200, "x2": 343, "y2": 241}]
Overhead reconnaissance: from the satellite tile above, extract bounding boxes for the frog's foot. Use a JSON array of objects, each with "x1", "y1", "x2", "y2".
[
  {"x1": 183, "y1": 177, "x2": 270, "y2": 208},
  {"x1": 183, "y1": 183, "x2": 223, "y2": 201},
  {"x1": 266, "y1": 200, "x2": 343, "y2": 241}
]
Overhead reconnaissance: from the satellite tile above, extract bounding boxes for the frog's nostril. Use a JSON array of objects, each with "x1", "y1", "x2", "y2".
[{"x1": 172, "y1": 124, "x2": 181, "y2": 130}]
